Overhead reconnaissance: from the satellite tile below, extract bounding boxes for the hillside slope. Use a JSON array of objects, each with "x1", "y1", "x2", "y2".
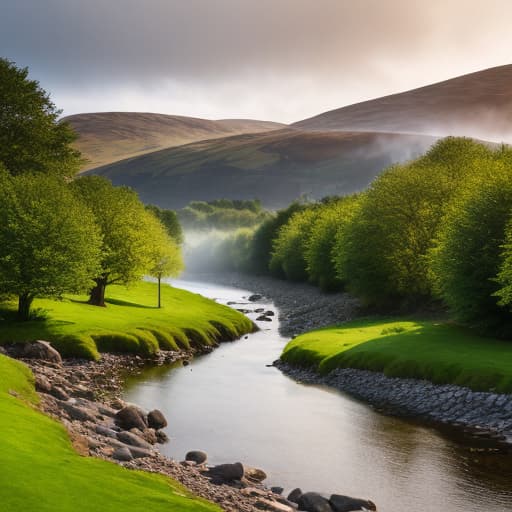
[
  {"x1": 64, "y1": 112, "x2": 285, "y2": 170},
  {"x1": 88, "y1": 129, "x2": 436, "y2": 209},
  {"x1": 293, "y1": 65, "x2": 512, "y2": 142}
]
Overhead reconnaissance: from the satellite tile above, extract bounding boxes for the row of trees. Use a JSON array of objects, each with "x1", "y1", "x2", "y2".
[
  {"x1": 0, "y1": 57, "x2": 183, "y2": 319},
  {"x1": 218, "y1": 138, "x2": 512, "y2": 336}
]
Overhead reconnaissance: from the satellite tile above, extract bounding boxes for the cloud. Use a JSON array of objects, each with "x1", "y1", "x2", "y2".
[{"x1": 2, "y1": 0, "x2": 512, "y2": 121}]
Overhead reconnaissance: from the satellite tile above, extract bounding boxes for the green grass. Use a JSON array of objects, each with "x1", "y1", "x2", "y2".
[
  {"x1": 281, "y1": 317, "x2": 512, "y2": 393},
  {"x1": 0, "y1": 354, "x2": 220, "y2": 512},
  {"x1": 0, "y1": 281, "x2": 254, "y2": 360}
]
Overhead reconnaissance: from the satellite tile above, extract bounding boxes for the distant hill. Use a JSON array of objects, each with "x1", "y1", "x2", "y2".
[
  {"x1": 87, "y1": 129, "x2": 436, "y2": 209},
  {"x1": 293, "y1": 65, "x2": 512, "y2": 143},
  {"x1": 64, "y1": 112, "x2": 285, "y2": 171}
]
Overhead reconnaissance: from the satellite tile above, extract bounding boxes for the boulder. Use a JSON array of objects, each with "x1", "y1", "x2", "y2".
[
  {"x1": 186, "y1": 450, "x2": 208, "y2": 464},
  {"x1": 113, "y1": 447, "x2": 133, "y2": 461},
  {"x1": 244, "y1": 465, "x2": 267, "y2": 482},
  {"x1": 287, "y1": 488, "x2": 303, "y2": 504},
  {"x1": 156, "y1": 430, "x2": 169, "y2": 443},
  {"x1": 140, "y1": 428, "x2": 158, "y2": 444},
  {"x1": 127, "y1": 446, "x2": 154, "y2": 459},
  {"x1": 95, "y1": 425, "x2": 118, "y2": 439},
  {"x1": 329, "y1": 495, "x2": 377, "y2": 512},
  {"x1": 147, "y1": 409, "x2": 167, "y2": 429},
  {"x1": 248, "y1": 294, "x2": 263, "y2": 302},
  {"x1": 265, "y1": 311, "x2": 275, "y2": 317},
  {"x1": 35, "y1": 375, "x2": 52, "y2": 393},
  {"x1": 49, "y1": 386, "x2": 70, "y2": 401},
  {"x1": 256, "y1": 315, "x2": 272, "y2": 322},
  {"x1": 208, "y1": 462, "x2": 245, "y2": 482},
  {"x1": 115, "y1": 405, "x2": 147, "y2": 430},
  {"x1": 60, "y1": 402, "x2": 97, "y2": 423},
  {"x1": 255, "y1": 498, "x2": 296, "y2": 512},
  {"x1": 116, "y1": 431, "x2": 152, "y2": 449},
  {"x1": 297, "y1": 492, "x2": 333, "y2": 512},
  {"x1": 23, "y1": 340, "x2": 62, "y2": 364},
  {"x1": 271, "y1": 487, "x2": 284, "y2": 495}
]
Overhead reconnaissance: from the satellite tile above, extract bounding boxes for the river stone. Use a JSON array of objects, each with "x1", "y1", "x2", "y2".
[
  {"x1": 186, "y1": 450, "x2": 208, "y2": 464},
  {"x1": 255, "y1": 498, "x2": 296, "y2": 512},
  {"x1": 95, "y1": 425, "x2": 118, "y2": 439},
  {"x1": 23, "y1": 340, "x2": 62, "y2": 364},
  {"x1": 49, "y1": 386, "x2": 70, "y2": 401},
  {"x1": 248, "y1": 294, "x2": 263, "y2": 302},
  {"x1": 60, "y1": 402, "x2": 97, "y2": 422},
  {"x1": 116, "y1": 431, "x2": 152, "y2": 449},
  {"x1": 297, "y1": 492, "x2": 332, "y2": 512},
  {"x1": 147, "y1": 409, "x2": 167, "y2": 429},
  {"x1": 35, "y1": 375, "x2": 52, "y2": 393},
  {"x1": 287, "y1": 488, "x2": 303, "y2": 504},
  {"x1": 329, "y1": 495, "x2": 377, "y2": 512},
  {"x1": 208, "y1": 462, "x2": 244, "y2": 482},
  {"x1": 256, "y1": 315, "x2": 272, "y2": 322},
  {"x1": 115, "y1": 405, "x2": 147, "y2": 430},
  {"x1": 271, "y1": 487, "x2": 284, "y2": 495},
  {"x1": 127, "y1": 446, "x2": 154, "y2": 459},
  {"x1": 244, "y1": 465, "x2": 267, "y2": 482},
  {"x1": 113, "y1": 447, "x2": 133, "y2": 461},
  {"x1": 156, "y1": 430, "x2": 169, "y2": 443},
  {"x1": 264, "y1": 311, "x2": 275, "y2": 316}
]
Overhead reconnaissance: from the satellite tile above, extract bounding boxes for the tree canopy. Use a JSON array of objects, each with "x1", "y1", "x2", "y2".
[
  {"x1": 0, "y1": 58, "x2": 81, "y2": 177},
  {"x1": 0, "y1": 170, "x2": 101, "y2": 319}
]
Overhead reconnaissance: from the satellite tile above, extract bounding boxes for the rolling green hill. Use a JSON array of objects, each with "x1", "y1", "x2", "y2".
[{"x1": 87, "y1": 129, "x2": 436, "y2": 209}]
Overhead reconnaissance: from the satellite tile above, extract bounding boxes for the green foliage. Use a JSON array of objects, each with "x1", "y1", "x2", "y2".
[
  {"x1": 0, "y1": 171, "x2": 101, "y2": 319},
  {"x1": 0, "y1": 58, "x2": 81, "y2": 177},
  {"x1": 248, "y1": 202, "x2": 306, "y2": 274},
  {"x1": 145, "y1": 204, "x2": 184, "y2": 244},
  {"x1": 281, "y1": 318, "x2": 512, "y2": 392},
  {"x1": 0, "y1": 355, "x2": 221, "y2": 512},
  {"x1": 270, "y1": 208, "x2": 318, "y2": 281},
  {"x1": 430, "y1": 162, "x2": 512, "y2": 333},
  {"x1": 306, "y1": 195, "x2": 360, "y2": 291},
  {"x1": 178, "y1": 199, "x2": 269, "y2": 231}
]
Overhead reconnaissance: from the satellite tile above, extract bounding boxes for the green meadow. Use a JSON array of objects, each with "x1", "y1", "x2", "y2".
[
  {"x1": 281, "y1": 318, "x2": 512, "y2": 393},
  {"x1": 0, "y1": 281, "x2": 254, "y2": 360}
]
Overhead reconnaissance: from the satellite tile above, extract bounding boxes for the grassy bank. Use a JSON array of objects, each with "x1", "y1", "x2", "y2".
[
  {"x1": 281, "y1": 318, "x2": 512, "y2": 393},
  {"x1": 0, "y1": 281, "x2": 254, "y2": 360},
  {"x1": 0, "y1": 354, "x2": 220, "y2": 512}
]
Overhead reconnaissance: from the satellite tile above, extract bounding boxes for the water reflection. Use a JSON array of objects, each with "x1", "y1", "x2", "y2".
[{"x1": 123, "y1": 280, "x2": 512, "y2": 512}]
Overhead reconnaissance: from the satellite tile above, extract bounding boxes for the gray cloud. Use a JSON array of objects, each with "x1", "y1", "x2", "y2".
[{"x1": 2, "y1": 0, "x2": 512, "y2": 122}]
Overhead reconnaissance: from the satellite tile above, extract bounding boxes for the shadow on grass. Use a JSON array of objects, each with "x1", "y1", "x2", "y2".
[{"x1": 105, "y1": 298, "x2": 157, "y2": 309}]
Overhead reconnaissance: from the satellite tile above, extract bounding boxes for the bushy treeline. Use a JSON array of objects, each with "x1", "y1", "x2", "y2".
[
  {"x1": 178, "y1": 199, "x2": 271, "y2": 231},
  {"x1": 217, "y1": 138, "x2": 512, "y2": 336}
]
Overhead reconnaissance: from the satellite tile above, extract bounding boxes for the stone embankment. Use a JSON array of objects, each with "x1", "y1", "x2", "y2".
[
  {"x1": 5, "y1": 341, "x2": 376, "y2": 512},
  {"x1": 276, "y1": 362, "x2": 512, "y2": 452}
]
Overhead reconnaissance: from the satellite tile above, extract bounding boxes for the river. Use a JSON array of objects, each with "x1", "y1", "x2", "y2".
[{"x1": 123, "y1": 279, "x2": 512, "y2": 512}]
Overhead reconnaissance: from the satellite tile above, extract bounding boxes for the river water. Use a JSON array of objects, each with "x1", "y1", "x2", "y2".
[{"x1": 123, "y1": 280, "x2": 512, "y2": 512}]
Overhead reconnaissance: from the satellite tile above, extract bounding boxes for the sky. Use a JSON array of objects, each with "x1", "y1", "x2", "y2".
[{"x1": 2, "y1": 0, "x2": 512, "y2": 123}]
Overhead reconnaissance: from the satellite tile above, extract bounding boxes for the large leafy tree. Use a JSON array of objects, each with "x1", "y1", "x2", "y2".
[
  {"x1": 0, "y1": 170, "x2": 101, "y2": 319},
  {"x1": 0, "y1": 58, "x2": 81, "y2": 177},
  {"x1": 71, "y1": 176, "x2": 182, "y2": 306}
]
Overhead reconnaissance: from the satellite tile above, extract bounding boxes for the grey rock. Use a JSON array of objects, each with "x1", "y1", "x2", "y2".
[
  {"x1": 115, "y1": 405, "x2": 147, "y2": 430},
  {"x1": 248, "y1": 294, "x2": 263, "y2": 302},
  {"x1": 287, "y1": 488, "x2": 303, "y2": 504},
  {"x1": 208, "y1": 462, "x2": 244, "y2": 482},
  {"x1": 256, "y1": 315, "x2": 272, "y2": 322},
  {"x1": 265, "y1": 311, "x2": 275, "y2": 316},
  {"x1": 60, "y1": 402, "x2": 97, "y2": 422},
  {"x1": 35, "y1": 375, "x2": 52, "y2": 393},
  {"x1": 186, "y1": 450, "x2": 207, "y2": 464},
  {"x1": 329, "y1": 494, "x2": 377, "y2": 512},
  {"x1": 271, "y1": 487, "x2": 284, "y2": 495},
  {"x1": 127, "y1": 446, "x2": 154, "y2": 459},
  {"x1": 147, "y1": 409, "x2": 167, "y2": 429},
  {"x1": 49, "y1": 386, "x2": 70, "y2": 401},
  {"x1": 95, "y1": 425, "x2": 118, "y2": 439},
  {"x1": 23, "y1": 340, "x2": 62, "y2": 364},
  {"x1": 244, "y1": 465, "x2": 267, "y2": 482},
  {"x1": 113, "y1": 447, "x2": 133, "y2": 461},
  {"x1": 116, "y1": 431, "x2": 152, "y2": 449},
  {"x1": 297, "y1": 492, "x2": 332, "y2": 512}
]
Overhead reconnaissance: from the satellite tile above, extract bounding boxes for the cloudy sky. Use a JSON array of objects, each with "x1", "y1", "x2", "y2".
[{"x1": 2, "y1": 0, "x2": 512, "y2": 123}]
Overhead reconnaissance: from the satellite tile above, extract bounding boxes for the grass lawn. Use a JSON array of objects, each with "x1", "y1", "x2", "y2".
[
  {"x1": 0, "y1": 281, "x2": 253, "y2": 360},
  {"x1": 281, "y1": 317, "x2": 512, "y2": 393},
  {"x1": 0, "y1": 354, "x2": 221, "y2": 512}
]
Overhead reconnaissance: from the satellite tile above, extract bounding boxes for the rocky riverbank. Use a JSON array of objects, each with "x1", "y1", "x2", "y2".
[
  {"x1": 4, "y1": 341, "x2": 376, "y2": 512},
  {"x1": 183, "y1": 272, "x2": 360, "y2": 336},
  {"x1": 276, "y1": 361, "x2": 512, "y2": 452}
]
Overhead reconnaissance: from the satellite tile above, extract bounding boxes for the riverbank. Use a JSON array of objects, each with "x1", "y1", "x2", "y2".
[
  {"x1": 1, "y1": 348, "x2": 302, "y2": 512},
  {"x1": 182, "y1": 272, "x2": 360, "y2": 336}
]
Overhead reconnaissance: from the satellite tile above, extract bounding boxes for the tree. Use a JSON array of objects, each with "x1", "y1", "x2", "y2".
[
  {"x1": 0, "y1": 170, "x2": 101, "y2": 319},
  {"x1": 145, "y1": 204, "x2": 184, "y2": 244},
  {"x1": 0, "y1": 58, "x2": 81, "y2": 177},
  {"x1": 145, "y1": 212, "x2": 183, "y2": 308},
  {"x1": 71, "y1": 176, "x2": 183, "y2": 306}
]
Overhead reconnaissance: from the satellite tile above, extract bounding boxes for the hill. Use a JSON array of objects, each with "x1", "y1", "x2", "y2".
[
  {"x1": 293, "y1": 65, "x2": 512, "y2": 143},
  {"x1": 63, "y1": 112, "x2": 285, "y2": 170},
  {"x1": 87, "y1": 129, "x2": 436, "y2": 209}
]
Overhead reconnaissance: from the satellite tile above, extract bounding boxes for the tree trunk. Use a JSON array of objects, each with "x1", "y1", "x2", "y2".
[
  {"x1": 157, "y1": 274, "x2": 161, "y2": 308},
  {"x1": 18, "y1": 293, "x2": 34, "y2": 321},
  {"x1": 89, "y1": 278, "x2": 107, "y2": 307}
]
